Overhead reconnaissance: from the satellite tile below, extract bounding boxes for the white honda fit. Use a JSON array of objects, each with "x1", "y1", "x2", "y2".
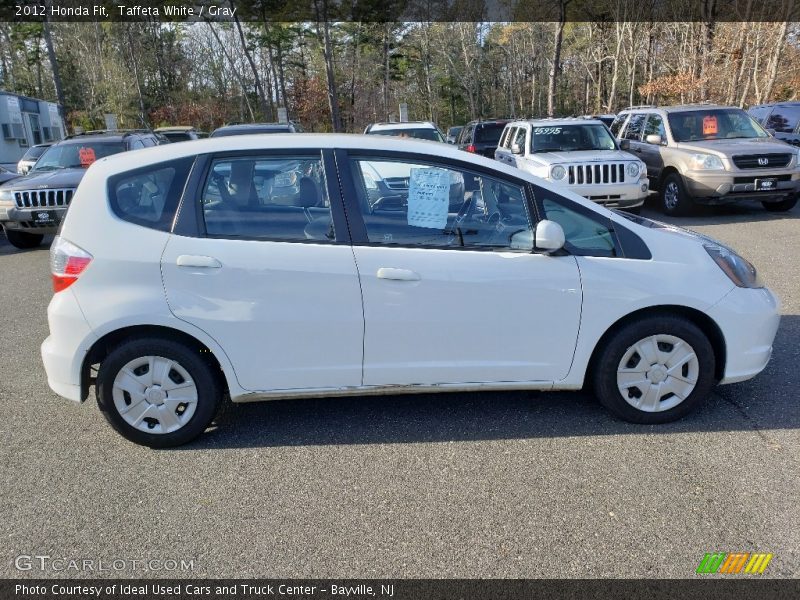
[{"x1": 41, "y1": 134, "x2": 780, "y2": 447}]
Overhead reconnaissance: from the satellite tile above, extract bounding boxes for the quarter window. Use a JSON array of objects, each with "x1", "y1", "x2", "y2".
[
  {"x1": 349, "y1": 158, "x2": 532, "y2": 251},
  {"x1": 201, "y1": 155, "x2": 333, "y2": 242},
  {"x1": 108, "y1": 157, "x2": 194, "y2": 231}
]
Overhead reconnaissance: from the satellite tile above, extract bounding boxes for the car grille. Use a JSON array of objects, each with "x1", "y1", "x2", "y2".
[
  {"x1": 731, "y1": 154, "x2": 791, "y2": 169},
  {"x1": 13, "y1": 188, "x2": 75, "y2": 209},
  {"x1": 567, "y1": 163, "x2": 626, "y2": 185}
]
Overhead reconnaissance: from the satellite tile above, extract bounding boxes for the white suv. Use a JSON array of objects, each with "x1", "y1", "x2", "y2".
[
  {"x1": 495, "y1": 119, "x2": 649, "y2": 210},
  {"x1": 42, "y1": 134, "x2": 779, "y2": 446}
]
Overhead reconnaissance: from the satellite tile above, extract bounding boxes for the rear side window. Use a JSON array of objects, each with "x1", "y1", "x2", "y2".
[
  {"x1": 609, "y1": 114, "x2": 628, "y2": 136},
  {"x1": 747, "y1": 106, "x2": 771, "y2": 125},
  {"x1": 765, "y1": 106, "x2": 800, "y2": 133},
  {"x1": 108, "y1": 157, "x2": 193, "y2": 231},
  {"x1": 622, "y1": 114, "x2": 647, "y2": 141},
  {"x1": 475, "y1": 124, "x2": 505, "y2": 144}
]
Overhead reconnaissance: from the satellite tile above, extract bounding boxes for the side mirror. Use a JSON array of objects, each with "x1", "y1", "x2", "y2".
[
  {"x1": 534, "y1": 220, "x2": 566, "y2": 253},
  {"x1": 511, "y1": 143, "x2": 522, "y2": 155},
  {"x1": 619, "y1": 139, "x2": 630, "y2": 150},
  {"x1": 645, "y1": 134, "x2": 662, "y2": 145}
]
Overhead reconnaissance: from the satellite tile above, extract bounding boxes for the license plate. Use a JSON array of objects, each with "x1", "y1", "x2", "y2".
[
  {"x1": 755, "y1": 178, "x2": 777, "y2": 191},
  {"x1": 31, "y1": 210, "x2": 56, "y2": 225}
]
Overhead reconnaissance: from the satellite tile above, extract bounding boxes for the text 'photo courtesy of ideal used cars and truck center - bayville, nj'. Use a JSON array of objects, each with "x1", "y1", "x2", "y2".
[{"x1": 0, "y1": 0, "x2": 799, "y2": 598}]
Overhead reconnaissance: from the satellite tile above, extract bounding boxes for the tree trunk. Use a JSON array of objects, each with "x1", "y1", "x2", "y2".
[
  {"x1": 547, "y1": 1, "x2": 567, "y2": 117},
  {"x1": 762, "y1": 21, "x2": 789, "y2": 103},
  {"x1": 230, "y1": 0, "x2": 270, "y2": 120},
  {"x1": 698, "y1": 0, "x2": 717, "y2": 101},
  {"x1": 383, "y1": 24, "x2": 390, "y2": 121},
  {"x1": 205, "y1": 21, "x2": 255, "y2": 121},
  {"x1": 315, "y1": 3, "x2": 342, "y2": 132}
]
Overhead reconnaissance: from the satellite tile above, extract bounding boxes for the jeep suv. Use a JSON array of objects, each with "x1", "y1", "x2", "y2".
[
  {"x1": 611, "y1": 105, "x2": 800, "y2": 215},
  {"x1": 0, "y1": 130, "x2": 161, "y2": 248},
  {"x1": 495, "y1": 118, "x2": 648, "y2": 210}
]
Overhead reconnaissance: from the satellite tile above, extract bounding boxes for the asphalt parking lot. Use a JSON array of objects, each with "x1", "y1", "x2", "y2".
[{"x1": 1, "y1": 197, "x2": 798, "y2": 579}]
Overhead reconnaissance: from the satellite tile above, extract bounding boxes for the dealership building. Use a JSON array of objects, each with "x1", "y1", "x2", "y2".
[{"x1": 0, "y1": 91, "x2": 65, "y2": 169}]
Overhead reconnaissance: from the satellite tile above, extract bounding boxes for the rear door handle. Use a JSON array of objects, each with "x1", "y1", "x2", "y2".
[
  {"x1": 377, "y1": 267, "x2": 421, "y2": 281},
  {"x1": 177, "y1": 255, "x2": 222, "y2": 268}
]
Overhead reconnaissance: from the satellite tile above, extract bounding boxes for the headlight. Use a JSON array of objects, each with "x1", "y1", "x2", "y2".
[
  {"x1": 704, "y1": 244, "x2": 762, "y2": 288},
  {"x1": 0, "y1": 189, "x2": 13, "y2": 203},
  {"x1": 689, "y1": 153, "x2": 725, "y2": 170},
  {"x1": 626, "y1": 162, "x2": 640, "y2": 178},
  {"x1": 550, "y1": 165, "x2": 566, "y2": 180}
]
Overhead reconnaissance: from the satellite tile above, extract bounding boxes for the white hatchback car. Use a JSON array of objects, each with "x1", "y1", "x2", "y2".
[{"x1": 41, "y1": 134, "x2": 780, "y2": 447}]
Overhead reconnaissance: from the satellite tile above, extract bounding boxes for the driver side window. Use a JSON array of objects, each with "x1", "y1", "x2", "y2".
[{"x1": 349, "y1": 158, "x2": 532, "y2": 251}]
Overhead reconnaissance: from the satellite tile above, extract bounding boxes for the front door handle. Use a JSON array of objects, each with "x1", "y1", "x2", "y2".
[
  {"x1": 177, "y1": 255, "x2": 222, "y2": 268},
  {"x1": 377, "y1": 267, "x2": 421, "y2": 281}
]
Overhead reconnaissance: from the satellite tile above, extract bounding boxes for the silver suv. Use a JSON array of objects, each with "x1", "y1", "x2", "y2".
[{"x1": 611, "y1": 104, "x2": 800, "y2": 215}]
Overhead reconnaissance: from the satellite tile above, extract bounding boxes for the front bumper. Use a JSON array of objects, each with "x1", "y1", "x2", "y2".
[
  {"x1": 0, "y1": 203, "x2": 66, "y2": 235},
  {"x1": 707, "y1": 286, "x2": 781, "y2": 384},
  {"x1": 560, "y1": 181, "x2": 649, "y2": 208},
  {"x1": 683, "y1": 170, "x2": 800, "y2": 204},
  {"x1": 41, "y1": 288, "x2": 97, "y2": 403}
]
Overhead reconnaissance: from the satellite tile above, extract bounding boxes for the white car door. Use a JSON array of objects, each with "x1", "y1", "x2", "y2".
[
  {"x1": 161, "y1": 151, "x2": 364, "y2": 392},
  {"x1": 340, "y1": 152, "x2": 583, "y2": 387}
]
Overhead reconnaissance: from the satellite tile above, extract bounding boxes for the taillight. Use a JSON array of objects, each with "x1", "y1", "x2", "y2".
[
  {"x1": 50, "y1": 236, "x2": 92, "y2": 293},
  {"x1": 466, "y1": 144, "x2": 477, "y2": 153}
]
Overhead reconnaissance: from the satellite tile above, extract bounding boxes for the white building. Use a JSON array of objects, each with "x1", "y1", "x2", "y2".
[{"x1": 0, "y1": 91, "x2": 65, "y2": 169}]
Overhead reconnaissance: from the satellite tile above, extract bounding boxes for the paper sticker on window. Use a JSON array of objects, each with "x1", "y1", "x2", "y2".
[
  {"x1": 702, "y1": 116, "x2": 718, "y2": 135},
  {"x1": 407, "y1": 168, "x2": 451, "y2": 229},
  {"x1": 79, "y1": 147, "x2": 97, "y2": 167}
]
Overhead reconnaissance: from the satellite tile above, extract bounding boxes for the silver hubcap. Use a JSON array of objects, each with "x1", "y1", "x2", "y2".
[
  {"x1": 664, "y1": 182, "x2": 680, "y2": 210},
  {"x1": 616, "y1": 334, "x2": 699, "y2": 413},
  {"x1": 112, "y1": 356, "x2": 198, "y2": 434}
]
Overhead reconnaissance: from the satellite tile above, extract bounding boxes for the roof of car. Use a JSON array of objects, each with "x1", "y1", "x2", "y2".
[
  {"x1": 520, "y1": 118, "x2": 605, "y2": 127},
  {"x1": 749, "y1": 101, "x2": 800, "y2": 108},
  {"x1": 366, "y1": 121, "x2": 438, "y2": 130},
  {"x1": 465, "y1": 119, "x2": 509, "y2": 127},
  {"x1": 154, "y1": 126, "x2": 197, "y2": 132},
  {"x1": 211, "y1": 123, "x2": 294, "y2": 136},
  {"x1": 620, "y1": 104, "x2": 738, "y2": 114}
]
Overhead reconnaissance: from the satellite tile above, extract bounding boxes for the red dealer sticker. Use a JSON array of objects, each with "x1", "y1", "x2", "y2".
[
  {"x1": 78, "y1": 147, "x2": 96, "y2": 167},
  {"x1": 703, "y1": 115, "x2": 718, "y2": 135}
]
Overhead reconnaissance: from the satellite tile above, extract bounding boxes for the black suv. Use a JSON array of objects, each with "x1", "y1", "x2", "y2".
[
  {"x1": 0, "y1": 129, "x2": 161, "y2": 249},
  {"x1": 154, "y1": 126, "x2": 208, "y2": 142},
  {"x1": 456, "y1": 119, "x2": 509, "y2": 158},
  {"x1": 748, "y1": 102, "x2": 800, "y2": 146},
  {"x1": 210, "y1": 122, "x2": 303, "y2": 137}
]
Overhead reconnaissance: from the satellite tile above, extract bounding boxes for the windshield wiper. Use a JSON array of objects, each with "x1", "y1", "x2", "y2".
[{"x1": 31, "y1": 165, "x2": 66, "y2": 172}]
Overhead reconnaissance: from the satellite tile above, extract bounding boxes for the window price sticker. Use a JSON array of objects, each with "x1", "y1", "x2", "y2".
[
  {"x1": 407, "y1": 168, "x2": 450, "y2": 229},
  {"x1": 703, "y1": 115, "x2": 718, "y2": 135}
]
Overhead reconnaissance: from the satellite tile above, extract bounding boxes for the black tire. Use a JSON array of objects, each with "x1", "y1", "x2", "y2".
[
  {"x1": 762, "y1": 195, "x2": 798, "y2": 212},
  {"x1": 5, "y1": 229, "x2": 44, "y2": 249},
  {"x1": 660, "y1": 172, "x2": 694, "y2": 216},
  {"x1": 96, "y1": 337, "x2": 222, "y2": 447},
  {"x1": 592, "y1": 315, "x2": 716, "y2": 424}
]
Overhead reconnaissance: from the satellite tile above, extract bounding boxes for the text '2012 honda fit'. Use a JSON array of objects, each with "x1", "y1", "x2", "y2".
[{"x1": 41, "y1": 134, "x2": 780, "y2": 447}]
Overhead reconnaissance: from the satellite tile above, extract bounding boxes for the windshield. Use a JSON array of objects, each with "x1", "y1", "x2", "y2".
[
  {"x1": 667, "y1": 109, "x2": 769, "y2": 142},
  {"x1": 531, "y1": 124, "x2": 617, "y2": 152},
  {"x1": 33, "y1": 142, "x2": 125, "y2": 171},
  {"x1": 367, "y1": 128, "x2": 444, "y2": 142},
  {"x1": 22, "y1": 145, "x2": 49, "y2": 160},
  {"x1": 475, "y1": 124, "x2": 506, "y2": 144}
]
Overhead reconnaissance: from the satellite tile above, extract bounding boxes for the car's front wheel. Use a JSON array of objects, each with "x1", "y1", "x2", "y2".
[
  {"x1": 96, "y1": 337, "x2": 222, "y2": 447},
  {"x1": 660, "y1": 173, "x2": 694, "y2": 216},
  {"x1": 593, "y1": 316, "x2": 716, "y2": 424},
  {"x1": 762, "y1": 195, "x2": 798, "y2": 212},
  {"x1": 5, "y1": 229, "x2": 43, "y2": 249}
]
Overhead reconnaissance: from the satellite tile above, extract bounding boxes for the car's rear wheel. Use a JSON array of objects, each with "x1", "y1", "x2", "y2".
[
  {"x1": 660, "y1": 173, "x2": 694, "y2": 216},
  {"x1": 96, "y1": 337, "x2": 222, "y2": 447},
  {"x1": 593, "y1": 316, "x2": 716, "y2": 424},
  {"x1": 5, "y1": 229, "x2": 43, "y2": 249},
  {"x1": 762, "y1": 195, "x2": 798, "y2": 212}
]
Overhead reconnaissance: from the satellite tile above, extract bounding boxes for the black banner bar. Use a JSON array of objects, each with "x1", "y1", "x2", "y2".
[
  {"x1": 3, "y1": 579, "x2": 800, "y2": 600},
  {"x1": 1, "y1": 0, "x2": 798, "y2": 23}
]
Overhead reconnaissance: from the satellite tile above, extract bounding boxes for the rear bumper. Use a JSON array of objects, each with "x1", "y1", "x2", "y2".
[
  {"x1": 707, "y1": 286, "x2": 781, "y2": 384},
  {"x1": 41, "y1": 289, "x2": 97, "y2": 403}
]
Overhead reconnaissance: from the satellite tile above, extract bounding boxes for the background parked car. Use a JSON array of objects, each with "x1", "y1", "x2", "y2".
[
  {"x1": 0, "y1": 129, "x2": 161, "y2": 249},
  {"x1": 0, "y1": 164, "x2": 20, "y2": 185},
  {"x1": 154, "y1": 126, "x2": 208, "y2": 142},
  {"x1": 210, "y1": 122, "x2": 303, "y2": 137},
  {"x1": 363, "y1": 121, "x2": 446, "y2": 142},
  {"x1": 446, "y1": 126, "x2": 463, "y2": 144},
  {"x1": 611, "y1": 104, "x2": 800, "y2": 215},
  {"x1": 582, "y1": 114, "x2": 616, "y2": 128},
  {"x1": 747, "y1": 102, "x2": 800, "y2": 146},
  {"x1": 495, "y1": 118, "x2": 648, "y2": 211},
  {"x1": 17, "y1": 143, "x2": 53, "y2": 175},
  {"x1": 456, "y1": 119, "x2": 509, "y2": 157}
]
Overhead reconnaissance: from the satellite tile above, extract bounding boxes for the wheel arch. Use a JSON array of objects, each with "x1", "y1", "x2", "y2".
[
  {"x1": 80, "y1": 325, "x2": 230, "y2": 401},
  {"x1": 657, "y1": 165, "x2": 682, "y2": 190},
  {"x1": 584, "y1": 305, "x2": 726, "y2": 386}
]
